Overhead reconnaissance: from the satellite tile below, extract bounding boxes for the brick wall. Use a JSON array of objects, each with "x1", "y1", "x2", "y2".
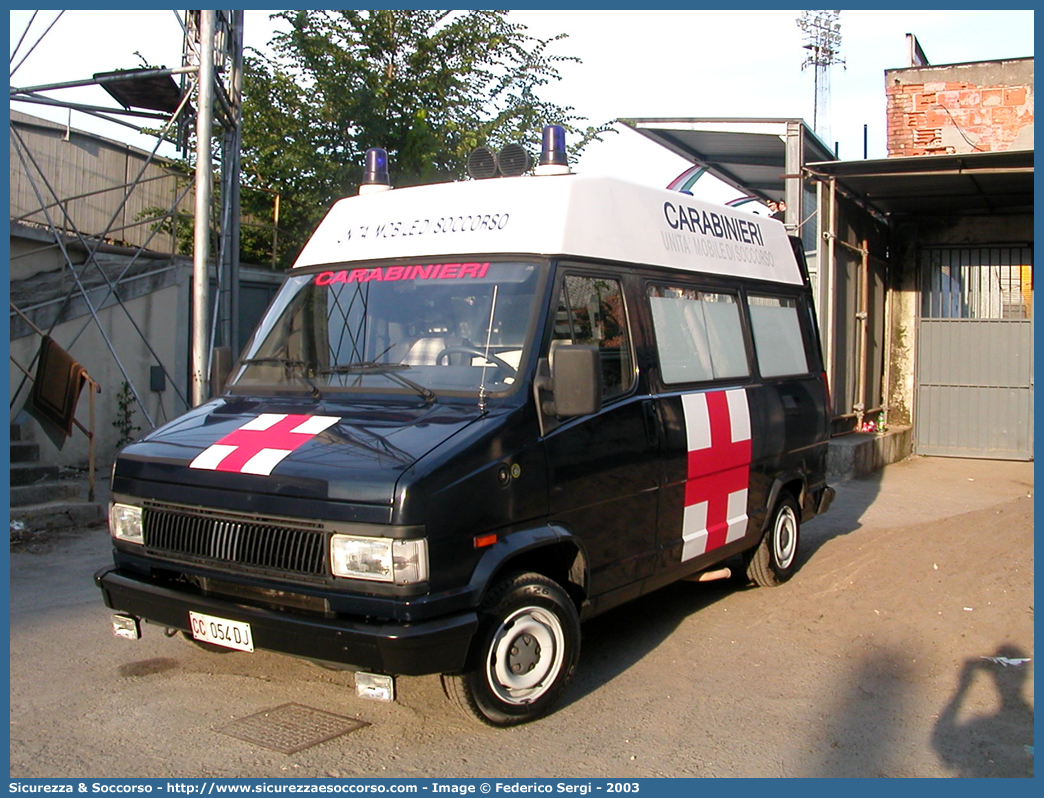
[{"x1": 886, "y1": 58, "x2": 1033, "y2": 157}]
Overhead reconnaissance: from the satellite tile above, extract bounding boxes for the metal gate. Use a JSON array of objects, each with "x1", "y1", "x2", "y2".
[{"x1": 916, "y1": 246, "x2": 1033, "y2": 459}]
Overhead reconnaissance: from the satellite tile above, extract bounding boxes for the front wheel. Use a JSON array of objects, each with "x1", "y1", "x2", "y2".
[
  {"x1": 442, "y1": 572, "x2": 580, "y2": 727},
  {"x1": 746, "y1": 493, "x2": 801, "y2": 587}
]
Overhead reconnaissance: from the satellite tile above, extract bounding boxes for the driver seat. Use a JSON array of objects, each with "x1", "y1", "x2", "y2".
[{"x1": 401, "y1": 336, "x2": 449, "y2": 366}]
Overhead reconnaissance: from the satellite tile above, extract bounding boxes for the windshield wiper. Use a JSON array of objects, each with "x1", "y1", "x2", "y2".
[
  {"x1": 240, "y1": 357, "x2": 323, "y2": 399},
  {"x1": 321, "y1": 362, "x2": 436, "y2": 403}
]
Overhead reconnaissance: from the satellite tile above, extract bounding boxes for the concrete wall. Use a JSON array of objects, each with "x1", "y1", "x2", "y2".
[
  {"x1": 886, "y1": 58, "x2": 1034, "y2": 156},
  {"x1": 10, "y1": 224, "x2": 284, "y2": 470},
  {"x1": 10, "y1": 261, "x2": 192, "y2": 471}
]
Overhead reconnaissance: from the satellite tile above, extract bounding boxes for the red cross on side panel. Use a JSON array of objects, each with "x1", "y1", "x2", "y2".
[
  {"x1": 680, "y1": 389, "x2": 752, "y2": 561},
  {"x1": 189, "y1": 414, "x2": 339, "y2": 476}
]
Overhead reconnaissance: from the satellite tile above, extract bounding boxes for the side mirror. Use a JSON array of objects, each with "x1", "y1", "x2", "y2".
[
  {"x1": 546, "y1": 345, "x2": 602, "y2": 417},
  {"x1": 210, "y1": 346, "x2": 232, "y2": 397}
]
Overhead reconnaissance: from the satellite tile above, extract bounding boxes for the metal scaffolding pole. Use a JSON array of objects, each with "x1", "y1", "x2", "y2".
[
  {"x1": 191, "y1": 10, "x2": 216, "y2": 407},
  {"x1": 218, "y1": 10, "x2": 245, "y2": 357}
]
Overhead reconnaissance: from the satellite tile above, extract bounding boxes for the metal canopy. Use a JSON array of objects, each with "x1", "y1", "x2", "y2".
[
  {"x1": 623, "y1": 118, "x2": 836, "y2": 203},
  {"x1": 804, "y1": 150, "x2": 1034, "y2": 217}
]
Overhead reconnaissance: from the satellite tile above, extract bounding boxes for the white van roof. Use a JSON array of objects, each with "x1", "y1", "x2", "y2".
[{"x1": 293, "y1": 173, "x2": 804, "y2": 286}]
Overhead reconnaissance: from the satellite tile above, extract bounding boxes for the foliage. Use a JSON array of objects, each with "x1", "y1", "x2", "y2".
[
  {"x1": 134, "y1": 159, "x2": 197, "y2": 256},
  {"x1": 136, "y1": 206, "x2": 195, "y2": 256},
  {"x1": 112, "y1": 381, "x2": 142, "y2": 449},
  {"x1": 239, "y1": 10, "x2": 612, "y2": 268}
]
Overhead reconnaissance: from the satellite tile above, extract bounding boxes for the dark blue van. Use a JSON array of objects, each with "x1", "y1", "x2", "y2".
[{"x1": 96, "y1": 133, "x2": 834, "y2": 726}]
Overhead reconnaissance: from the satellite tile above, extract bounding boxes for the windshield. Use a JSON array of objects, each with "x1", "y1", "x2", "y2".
[{"x1": 231, "y1": 259, "x2": 544, "y2": 399}]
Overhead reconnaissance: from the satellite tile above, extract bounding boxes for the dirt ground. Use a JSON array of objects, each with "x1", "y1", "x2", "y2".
[
  {"x1": 8, "y1": 455, "x2": 1034, "y2": 778},
  {"x1": 767, "y1": 462, "x2": 1034, "y2": 777}
]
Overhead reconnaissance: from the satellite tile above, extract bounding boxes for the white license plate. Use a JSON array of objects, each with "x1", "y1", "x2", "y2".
[{"x1": 188, "y1": 611, "x2": 254, "y2": 652}]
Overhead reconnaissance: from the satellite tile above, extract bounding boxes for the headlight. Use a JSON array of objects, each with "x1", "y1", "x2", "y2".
[
  {"x1": 110, "y1": 503, "x2": 143, "y2": 544},
  {"x1": 330, "y1": 534, "x2": 428, "y2": 585}
]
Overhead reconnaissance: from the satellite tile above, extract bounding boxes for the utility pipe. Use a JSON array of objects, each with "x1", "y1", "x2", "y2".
[
  {"x1": 824, "y1": 178, "x2": 838, "y2": 412},
  {"x1": 855, "y1": 238, "x2": 870, "y2": 428}
]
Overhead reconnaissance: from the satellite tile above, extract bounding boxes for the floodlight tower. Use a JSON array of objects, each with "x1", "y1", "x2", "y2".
[{"x1": 797, "y1": 10, "x2": 845, "y2": 143}]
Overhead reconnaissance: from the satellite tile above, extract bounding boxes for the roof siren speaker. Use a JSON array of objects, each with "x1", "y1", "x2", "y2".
[
  {"x1": 359, "y1": 148, "x2": 392, "y2": 194},
  {"x1": 497, "y1": 142, "x2": 532, "y2": 177},
  {"x1": 534, "y1": 124, "x2": 571, "y2": 176},
  {"x1": 467, "y1": 146, "x2": 499, "y2": 179}
]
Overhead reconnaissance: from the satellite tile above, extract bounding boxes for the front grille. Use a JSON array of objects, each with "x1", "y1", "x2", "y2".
[{"x1": 142, "y1": 504, "x2": 327, "y2": 578}]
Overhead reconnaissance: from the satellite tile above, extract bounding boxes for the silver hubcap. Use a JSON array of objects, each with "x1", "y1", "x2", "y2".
[
  {"x1": 773, "y1": 505, "x2": 798, "y2": 569},
  {"x1": 486, "y1": 606, "x2": 565, "y2": 705}
]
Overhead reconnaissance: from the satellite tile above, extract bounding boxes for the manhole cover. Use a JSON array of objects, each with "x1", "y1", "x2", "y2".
[{"x1": 218, "y1": 703, "x2": 369, "y2": 754}]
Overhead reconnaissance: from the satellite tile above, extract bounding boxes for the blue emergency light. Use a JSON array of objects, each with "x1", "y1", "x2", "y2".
[
  {"x1": 535, "y1": 125, "x2": 570, "y2": 176},
  {"x1": 360, "y1": 147, "x2": 391, "y2": 193}
]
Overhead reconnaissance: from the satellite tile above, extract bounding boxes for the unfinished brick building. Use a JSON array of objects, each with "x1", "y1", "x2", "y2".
[{"x1": 886, "y1": 57, "x2": 1034, "y2": 156}]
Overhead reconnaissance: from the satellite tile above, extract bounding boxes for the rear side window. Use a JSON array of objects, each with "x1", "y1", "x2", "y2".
[
  {"x1": 552, "y1": 274, "x2": 634, "y2": 398},
  {"x1": 747, "y1": 295, "x2": 810, "y2": 377},
  {"x1": 647, "y1": 285, "x2": 749, "y2": 384}
]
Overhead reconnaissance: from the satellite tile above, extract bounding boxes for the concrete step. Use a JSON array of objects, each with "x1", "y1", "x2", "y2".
[
  {"x1": 10, "y1": 462, "x2": 60, "y2": 487},
  {"x1": 10, "y1": 441, "x2": 40, "y2": 463},
  {"x1": 8, "y1": 417, "x2": 108, "y2": 541},
  {"x1": 10, "y1": 480, "x2": 83, "y2": 508},
  {"x1": 10, "y1": 500, "x2": 107, "y2": 541},
  {"x1": 827, "y1": 425, "x2": 914, "y2": 482}
]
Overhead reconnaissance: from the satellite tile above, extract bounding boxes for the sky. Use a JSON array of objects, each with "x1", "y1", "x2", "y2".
[{"x1": 8, "y1": 8, "x2": 1036, "y2": 205}]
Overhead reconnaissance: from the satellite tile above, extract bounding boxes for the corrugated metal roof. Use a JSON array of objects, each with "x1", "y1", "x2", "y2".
[
  {"x1": 804, "y1": 150, "x2": 1034, "y2": 217},
  {"x1": 623, "y1": 118, "x2": 836, "y2": 203},
  {"x1": 625, "y1": 116, "x2": 1032, "y2": 218}
]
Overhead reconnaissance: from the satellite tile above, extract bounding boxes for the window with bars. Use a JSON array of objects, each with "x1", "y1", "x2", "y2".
[{"x1": 920, "y1": 246, "x2": 1033, "y2": 320}]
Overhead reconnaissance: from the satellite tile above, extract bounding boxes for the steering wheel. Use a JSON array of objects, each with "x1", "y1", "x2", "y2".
[{"x1": 436, "y1": 346, "x2": 517, "y2": 378}]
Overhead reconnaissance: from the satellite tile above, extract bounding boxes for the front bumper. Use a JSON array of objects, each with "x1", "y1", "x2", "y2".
[{"x1": 94, "y1": 566, "x2": 478, "y2": 676}]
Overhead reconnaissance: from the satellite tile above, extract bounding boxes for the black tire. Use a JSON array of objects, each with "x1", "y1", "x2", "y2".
[
  {"x1": 746, "y1": 493, "x2": 801, "y2": 587},
  {"x1": 442, "y1": 572, "x2": 580, "y2": 727}
]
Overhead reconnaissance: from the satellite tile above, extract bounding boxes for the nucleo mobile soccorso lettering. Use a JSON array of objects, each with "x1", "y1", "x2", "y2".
[{"x1": 96, "y1": 125, "x2": 835, "y2": 727}]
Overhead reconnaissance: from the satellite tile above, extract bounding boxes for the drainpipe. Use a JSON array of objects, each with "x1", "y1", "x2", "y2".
[
  {"x1": 822, "y1": 177, "x2": 838, "y2": 412},
  {"x1": 880, "y1": 257, "x2": 893, "y2": 428},
  {"x1": 855, "y1": 238, "x2": 870, "y2": 428}
]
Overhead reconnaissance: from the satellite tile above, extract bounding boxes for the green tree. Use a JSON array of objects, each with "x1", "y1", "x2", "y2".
[{"x1": 240, "y1": 9, "x2": 610, "y2": 268}]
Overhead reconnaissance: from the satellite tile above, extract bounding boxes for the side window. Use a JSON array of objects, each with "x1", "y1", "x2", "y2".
[
  {"x1": 747, "y1": 294, "x2": 810, "y2": 377},
  {"x1": 552, "y1": 274, "x2": 634, "y2": 398},
  {"x1": 647, "y1": 285, "x2": 749, "y2": 384}
]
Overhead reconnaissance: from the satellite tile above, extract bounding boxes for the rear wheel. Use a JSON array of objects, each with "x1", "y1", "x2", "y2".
[
  {"x1": 442, "y1": 572, "x2": 580, "y2": 727},
  {"x1": 746, "y1": 493, "x2": 801, "y2": 587}
]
